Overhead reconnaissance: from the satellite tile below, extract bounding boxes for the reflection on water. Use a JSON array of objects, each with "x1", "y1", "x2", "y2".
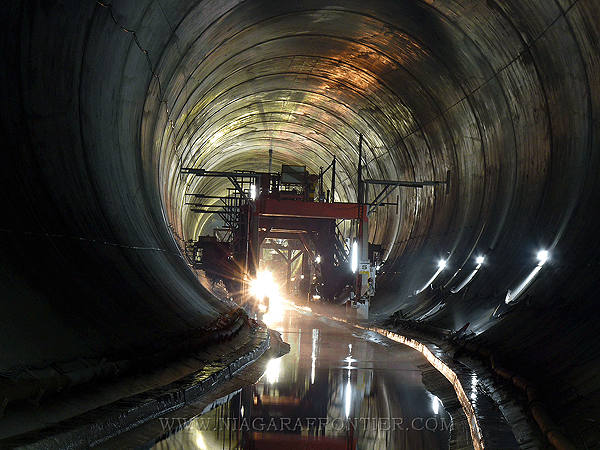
[{"x1": 153, "y1": 304, "x2": 451, "y2": 450}]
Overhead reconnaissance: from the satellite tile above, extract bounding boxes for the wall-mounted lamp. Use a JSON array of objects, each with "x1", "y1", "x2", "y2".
[
  {"x1": 505, "y1": 250, "x2": 550, "y2": 304},
  {"x1": 451, "y1": 255, "x2": 485, "y2": 294},
  {"x1": 415, "y1": 258, "x2": 448, "y2": 295}
]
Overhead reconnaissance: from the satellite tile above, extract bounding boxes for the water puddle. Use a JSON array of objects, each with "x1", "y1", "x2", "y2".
[{"x1": 152, "y1": 305, "x2": 451, "y2": 449}]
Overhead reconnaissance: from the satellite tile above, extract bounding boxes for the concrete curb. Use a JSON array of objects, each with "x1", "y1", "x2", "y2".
[{"x1": 4, "y1": 325, "x2": 270, "y2": 450}]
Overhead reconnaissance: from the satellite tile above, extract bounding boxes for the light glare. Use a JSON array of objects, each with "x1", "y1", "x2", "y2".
[
  {"x1": 250, "y1": 271, "x2": 286, "y2": 326},
  {"x1": 266, "y1": 357, "x2": 281, "y2": 383},
  {"x1": 345, "y1": 377, "x2": 352, "y2": 417},
  {"x1": 505, "y1": 249, "x2": 550, "y2": 303},
  {"x1": 195, "y1": 432, "x2": 207, "y2": 450},
  {"x1": 476, "y1": 256, "x2": 485, "y2": 265},
  {"x1": 415, "y1": 257, "x2": 448, "y2": 295},
  {"x1": 250, "y1": 271, "x2": 279, "y2": 300},
  {"x1": 351, "y1": 241, "x2": 358, "y2": 273}
]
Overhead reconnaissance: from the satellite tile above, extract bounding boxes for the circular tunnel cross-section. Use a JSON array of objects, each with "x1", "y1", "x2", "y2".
[{"x1": 2, "y1": 0, "x2": 600, "y2": 446}]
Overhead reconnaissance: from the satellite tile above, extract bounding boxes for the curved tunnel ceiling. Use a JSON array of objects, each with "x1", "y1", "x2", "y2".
[
  {"x1": 148, "y1": 0, "x2": 600, "y2": 322},
  {"x1": 2, "y1": 0, "x2": 600, "y2": 425}
]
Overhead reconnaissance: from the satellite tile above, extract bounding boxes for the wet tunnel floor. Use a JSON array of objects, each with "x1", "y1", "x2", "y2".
[{"x1": 153, "y1": 303, "x2": 452, "y2": 450}]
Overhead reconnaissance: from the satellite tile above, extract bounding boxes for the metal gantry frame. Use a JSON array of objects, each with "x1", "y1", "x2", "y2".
[
  {"x1": 363, "y1": 170, "x2": 451, "y2": 216},
  {"x1": 180, "y1": 138, "x2": 450, "y2": 310},
  {"x1": 352, "y1": 134, "x2": 450, "y2": 308},
  {"x1": 181, "y1": 168, "x2": 263, "y2": 301}
]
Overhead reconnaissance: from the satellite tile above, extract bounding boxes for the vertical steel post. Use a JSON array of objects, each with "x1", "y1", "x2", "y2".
[
  {"x1": 319, "y1": 166, "x2": 324, "y2": 201},
  {"x1": 357, "y1": 134, "x2": 363, "y2": 204},
  {"x1": 268, "y1": 147, "x2": 273, "y2": 174},
  {"x1": 331, "y1": 156, "x2": 336, "y2": 203},
  {"x1": 356, "y1": 134, "x2": 365, "y2": 301}
]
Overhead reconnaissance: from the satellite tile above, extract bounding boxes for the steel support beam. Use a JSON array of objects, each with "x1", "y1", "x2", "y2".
[{"x1": 257, "y1": 198, "x2": 367, "y2": 221}]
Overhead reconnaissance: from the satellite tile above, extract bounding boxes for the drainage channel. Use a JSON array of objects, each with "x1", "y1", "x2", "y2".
[{"x1": 152, "y1": 303, "x2": 454, "y2": 450}]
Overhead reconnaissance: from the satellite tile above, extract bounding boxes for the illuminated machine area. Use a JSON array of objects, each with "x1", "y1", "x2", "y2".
[
  {"x1": 1, "y1": 0, "x2": 600, "y2": 449},
  {"x1": 183, "y1": 161, "x2": 425, "y2": 316}
]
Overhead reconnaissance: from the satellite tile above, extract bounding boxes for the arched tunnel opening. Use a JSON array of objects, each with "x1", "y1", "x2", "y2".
[{"x1": 1, "y1": 0, "x2": 600, "y2": 448}]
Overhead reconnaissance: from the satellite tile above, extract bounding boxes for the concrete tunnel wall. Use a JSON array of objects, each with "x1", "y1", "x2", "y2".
[{"x1": 1, "y1": 0, "x2": 600, "y2": 429}]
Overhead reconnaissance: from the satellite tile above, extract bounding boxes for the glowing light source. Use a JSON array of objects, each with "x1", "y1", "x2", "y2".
[
  {"x1": 315, "y1": 255, "x2": 321, "y2": 264},
  {"x1": 266, "y1": 357, "x2": 281, "y2": 383},
  {"x1": 345, "y1": 377, "x2": 352, "y2": 418},
  {"x1": 451, "y1": 255, "x2": 485, "y2": 294},
  {"x1": 250, "y1": 271, "x2": 279, "y2": 300},
  {"x1": 250, "y1": 271, "x2": 285, "y2": 326},
  {"x1": 311, "y1": 329, "x2": 319, "y2": 384},
  {"x1": 505, "y1": 250, "x2": 550, "y2": 304},
  {"x1": 415, "y1": 257, "x2": 448, "y2": 295},
  {"x1": 250, "y1": 184, "x2": 256, "y2": 200},
  {"x1": 351, "y1": 240, "x2": 358, "y2": 273}
]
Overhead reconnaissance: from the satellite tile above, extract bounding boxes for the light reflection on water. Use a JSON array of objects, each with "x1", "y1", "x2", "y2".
[{"x1": 152, "y1": 304, "x2": 451, "y2": 450}]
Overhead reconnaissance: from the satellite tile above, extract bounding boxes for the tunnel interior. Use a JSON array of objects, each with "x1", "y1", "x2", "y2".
[{"x1": 1, "y1": 0, "x2": 600, "y2": 446}]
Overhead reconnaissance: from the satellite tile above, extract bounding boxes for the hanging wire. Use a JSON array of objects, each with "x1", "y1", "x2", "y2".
[
  {"x1": 93, "y1": 0, "x2": 189, "y2": 172},
  {"x1": 93, "y1": 0, "x2": 176, "y2": 133},
  {"x1": 0, "y1": 227, "x2": 186, "y2": 260},
  {"x1": 93, "y1": 0, "x2": 199, "y2": 244},
  {"x1": 155, "y1": 0, "x2": 192, "y2": 178}
]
